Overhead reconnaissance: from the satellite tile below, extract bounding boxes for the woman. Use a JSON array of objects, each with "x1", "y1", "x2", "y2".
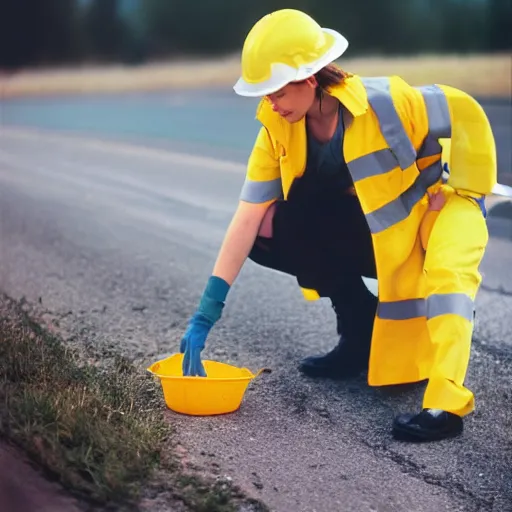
[{"x1": 179, "y1": 9, "x2": 496, "y2": 442}]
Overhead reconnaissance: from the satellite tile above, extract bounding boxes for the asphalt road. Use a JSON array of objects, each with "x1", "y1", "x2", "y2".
[{"x1": 0, "y1": 94, "x2": 511, "y2": 512}]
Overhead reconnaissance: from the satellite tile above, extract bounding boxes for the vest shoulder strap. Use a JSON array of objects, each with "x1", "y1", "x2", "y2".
[{"x1": 361, "y1": 77, "x2": 417, "y2": 170}]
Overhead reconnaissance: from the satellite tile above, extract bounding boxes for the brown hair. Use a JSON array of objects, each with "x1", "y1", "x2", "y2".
[{"x1": 314, "y1": 63, "x2": 351, "y2": 104}]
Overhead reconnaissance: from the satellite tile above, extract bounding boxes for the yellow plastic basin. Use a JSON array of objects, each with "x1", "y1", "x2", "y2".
[{"x1": 147, "y1": 353, "x2": 267, "y2": 416}]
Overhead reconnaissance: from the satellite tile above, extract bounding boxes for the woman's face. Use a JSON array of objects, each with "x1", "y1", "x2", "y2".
[{"x1": 265, "y1": 76, "x2": 317, "y2": 123}]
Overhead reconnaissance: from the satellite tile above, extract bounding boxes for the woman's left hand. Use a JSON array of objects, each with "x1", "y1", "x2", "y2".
[{"x1": 427, "y1": 190, "x2": 447, "y2": 211}]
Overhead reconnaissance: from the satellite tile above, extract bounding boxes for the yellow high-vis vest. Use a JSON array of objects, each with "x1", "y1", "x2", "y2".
[{"x1": 243, "y1": 74, "x2": 497, "y2": 415}]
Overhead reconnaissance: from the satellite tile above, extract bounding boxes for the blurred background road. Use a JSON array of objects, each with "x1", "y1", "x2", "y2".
[
  {"x1": 1, "y1": 0, "x2": 511, "y2": 511},
  {"x1": 1, "y1": 91, "x2": 511, "y2": 185}
]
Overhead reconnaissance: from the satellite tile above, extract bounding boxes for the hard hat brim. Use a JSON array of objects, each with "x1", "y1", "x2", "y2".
[{"x1": 233, "y1": 28, "x2": 349, "y2": 97}]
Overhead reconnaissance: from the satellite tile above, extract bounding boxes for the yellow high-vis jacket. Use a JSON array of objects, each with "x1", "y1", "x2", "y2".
[{"x1": 240, "y1": 74, "x2": 497, "y2": 415}]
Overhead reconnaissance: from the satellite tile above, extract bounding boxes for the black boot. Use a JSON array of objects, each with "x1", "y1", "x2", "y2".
[
  {"x1": 392, "y1": 409, "x2": 463, "y2": 442},
  {"x1": 298, "y1": 281, "x2": 377, "y2": 380},
  {"x1": 298, "y1": 334, "x2": 369, "y2": 379}
]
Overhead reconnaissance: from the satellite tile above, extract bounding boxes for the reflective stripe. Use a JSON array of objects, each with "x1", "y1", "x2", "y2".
[
  {"x1": 416, "y1": 85, "x2": 452, "y2": 139},
  {"x1": 348, "y1": 148, "x2": 398, "y2": 182},
  {"x1": 240, "y1": 178, "x2": 282, "y2": 203},
  {"x1": 418, "y1": 136, "x2": 442, "y2": 160},
  {"x1": 366, "y1": 160, "x2": 443, "y2": 233},
  {"x1": 427, "y1": 293, "x2": 474, "y2": 322},
  {"x1": 415, "y1": 85, "x2": 451, "y2": 163},
  {"x1": 378, "y1": 299, "x2": 425, "y2": 320},
  {"x1": 377, "y1": 294, "x2": 474, "y2": 321},
  {"x1": 362, "y1": 77, "x2": 417, "y2": 170}
]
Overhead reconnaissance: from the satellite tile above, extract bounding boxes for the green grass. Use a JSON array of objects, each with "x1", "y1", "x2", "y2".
[{"x1": 0, "y1": 294, "x2": 268, "y2": 511}]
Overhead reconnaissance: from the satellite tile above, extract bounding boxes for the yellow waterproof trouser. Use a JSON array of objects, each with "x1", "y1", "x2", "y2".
[{"x1": 422, "y1": 191, "x2": 488, "y2": 416}]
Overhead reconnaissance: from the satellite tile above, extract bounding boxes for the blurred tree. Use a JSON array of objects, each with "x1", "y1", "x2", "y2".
[
  {"x1": 487, "y1": 0, "x2": 512, "y2": 50},
  {"x1": 141, "y1": 0, "x2": 316, "y2": 57},
  {"x1": 437, "y1": 0, "x2": 490, "y2": 53},
  {"x1": 81, "y1": 0, "x2": 128, "y2": 61},
  {"x1": 0, "y1": 0, "x2": 80, "y2": 70},
  {"x1": 1, "y1": 0, "x2": 509, "y2": 70},
  {"x1": 310, "y1": 0, "x2": 419, "y2": 56}
]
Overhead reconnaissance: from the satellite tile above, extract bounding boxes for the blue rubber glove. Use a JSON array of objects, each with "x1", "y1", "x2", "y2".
[
  {"x1": 180, "y1": 312, "x2": 213, "y2": 377},
  {"x1": 180, "y1": 276, "x2": 230, "y2": 377}
]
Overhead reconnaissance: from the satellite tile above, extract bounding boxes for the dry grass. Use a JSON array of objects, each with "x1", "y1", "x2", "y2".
[
  {"x1": 1, "y1": 52, "x2": 510, "y2": 99},
  {"x1": 0, "y1": 294, "x2": 268, "y2": 511},
  {"x1": 343, "y1": 53, "x2": 511, "y2": 97}
]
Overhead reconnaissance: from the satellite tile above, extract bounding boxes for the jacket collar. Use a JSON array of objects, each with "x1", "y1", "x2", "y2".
[{"x1": 255, "y1": 74, "x2": 369, "y2": 141}]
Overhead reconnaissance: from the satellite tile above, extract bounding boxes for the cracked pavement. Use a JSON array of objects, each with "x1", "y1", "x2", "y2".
[{"x1": 0, "y1": 92, "x2": 511, "y2": 511}]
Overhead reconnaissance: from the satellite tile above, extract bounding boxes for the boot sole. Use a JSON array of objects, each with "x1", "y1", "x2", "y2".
[{"x1": 392, "y1": 423, "x2": 463, "y2": 442}]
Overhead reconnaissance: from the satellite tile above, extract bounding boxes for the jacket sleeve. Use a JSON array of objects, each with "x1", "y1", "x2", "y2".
[
  {"x1": 239, "y1": 126, "x2": 282, "y2": 204},
  {"x1": 410, "y1": 83, "x2": 497, "y2": 195}
]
